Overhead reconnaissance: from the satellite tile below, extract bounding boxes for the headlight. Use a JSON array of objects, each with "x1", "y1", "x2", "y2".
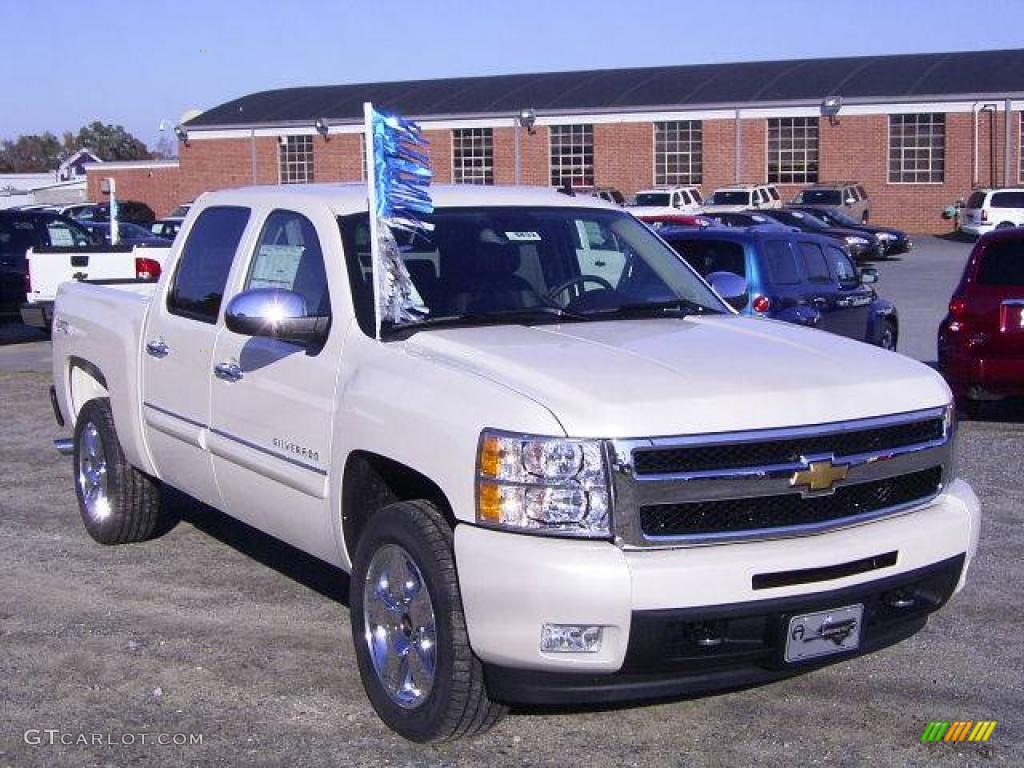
[
  {"x1": 476, "y1": 429, "x2": 610, "y2": 538},
  {"x1": 874, "y1": 232, "x2": 895, "y2": 241},
  {"x1": 845, "y1": 235, "x2": 869, "y2": 245}
]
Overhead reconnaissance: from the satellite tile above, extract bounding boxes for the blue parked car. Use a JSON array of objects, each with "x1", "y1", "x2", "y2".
[{"x1": 660, "y1": 226, "x2": 899, "y2": 349}]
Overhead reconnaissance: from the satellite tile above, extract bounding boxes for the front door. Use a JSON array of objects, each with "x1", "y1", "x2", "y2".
[
  {"x1": 823, "y1": 244, "x2": 873, "y2": 341},
  {"x1": 141, "y1": 205, "x2": 253, "y2": 509},
  {"x1": 208, "y1": 207, "x2": 340, "y2": 562}
]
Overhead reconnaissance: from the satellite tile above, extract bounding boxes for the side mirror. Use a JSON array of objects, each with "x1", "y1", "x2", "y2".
[
  {"x1": 707, "y1": 271, "x2": 749, "y2": 311},
  {"x1": 225, "y1": 288, "x2": 329, "y2": 346},
  {"x1": 859, "y1": 267, "x2": 879, "y2": 284},
  {"x1": 845, "y1": 197, "x2": 856, "y2": 206}
]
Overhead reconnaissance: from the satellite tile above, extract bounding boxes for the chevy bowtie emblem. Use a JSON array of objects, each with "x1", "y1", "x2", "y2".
[{"x1": 791, "y1": 459, "x2": 849, "y2": 493}]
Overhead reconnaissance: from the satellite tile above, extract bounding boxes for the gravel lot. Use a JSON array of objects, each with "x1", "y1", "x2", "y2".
[{"x1": 1, "y1": 236, "x2": 1021, "y2": 767}]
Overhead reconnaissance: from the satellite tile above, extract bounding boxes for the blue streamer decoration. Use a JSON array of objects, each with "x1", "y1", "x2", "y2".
[
  {"x1": 367, "y1": 105, "x2": 434, "y2": 327},
  {"x1": 372, "y1": 107, "x2": 434, "y2": 234}
]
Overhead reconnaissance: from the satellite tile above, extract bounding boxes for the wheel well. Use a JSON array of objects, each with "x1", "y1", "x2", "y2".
[
  {"x1": 68, "y1": 359, "x2": 109, "y2": 421},
  {"x1": 341, "y1": 451, "x2": 455, "y2": 562}
]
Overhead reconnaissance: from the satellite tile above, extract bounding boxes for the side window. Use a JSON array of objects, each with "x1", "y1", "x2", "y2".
[
  {"x1": 992, "y1": 191, "x2": 1024, "y2": 209},
  {"x1": 856, "y1": 185, "x2": 868, "y2": 200},
  {"x1": 0, "y1": 217, "x2": 39, "y2": 265},
  {"x1": 825, "y1": 246, "x2": 859, "y2": 285},
  {"x1": 671, "y1": 239, "x2": 746, "y2": 278},
  {"x1": 575, "y1": 218, "x2": 627, "y2": 286},
  {"x1": 799, "y1": 242, "x2": 831, "y2": 283},
  {"x1": 167, "y1": 206, "x2": 250, "y2": 323},
  {"x1": 44, "y1": 218, "x2": 91, "y2": 247},
  {"x1": 246, "y1": 209, "x2": 331, "y2": 317},
  {"x1": 763, "y1": 240, "x2": 801, "y2": 285}
]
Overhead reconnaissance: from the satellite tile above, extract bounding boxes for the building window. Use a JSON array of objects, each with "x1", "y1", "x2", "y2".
[
  {"x1": 452, "y1": 128, "x2": 494, "y2": 184},
  {"x1": 654, "y1": 121, "x2": 702, "y2": 185},
  {"x1": 279, "y1": 135, "x2": 313, "y2": 184},
  {"x1": 767, "y1": 118, "x2": 819, "y2": 184},
  {"x1": 550, "y1": 125, "x2": 593, "y2": 187},
  {"x1": 889, "y1": 113, "x2": 945, "y2": 184}
]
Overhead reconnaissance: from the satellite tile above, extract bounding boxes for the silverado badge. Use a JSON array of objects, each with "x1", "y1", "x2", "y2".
[{"x1": 791, "y1": 459, "x2": 850, "y2": 494}]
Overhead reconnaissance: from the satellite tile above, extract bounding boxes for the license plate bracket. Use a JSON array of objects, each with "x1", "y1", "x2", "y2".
[{"x1": 784, "y1": 603, "x2": 863, "y2": 663}]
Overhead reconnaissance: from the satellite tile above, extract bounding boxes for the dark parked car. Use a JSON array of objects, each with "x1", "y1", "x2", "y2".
[
  {"x1": 789, "y1": 205, "x2": 912, "y2": 256},
  {"x1": 791, "y1": 182, "x2": 870, "y2": 223},
  {"x1": 0, "y1": 209, "x2": 94, "y2": 317},
  {"x1": 82, "y1": 221, "x2": 172, "y2": 247},
  {"x1": 660, "y1": 226, "x2": 898, "y2": 349},
  {"x1": 938, "y1": 227, "x2": 1024, "y2": 415},
  {"x1": 699, "y1": 210, "x2": 793, "y2": 229},
  {"x1": 754, "y1": 208, "x2": 882, "y2": 262},
  {"x1": 70, "y1": 200, "x2": 156, "y2": 225}
]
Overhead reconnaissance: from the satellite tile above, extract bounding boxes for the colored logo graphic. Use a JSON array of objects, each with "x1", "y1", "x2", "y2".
[{"x1": 921, "y1": 721, "x2": 997, "y2": 742}]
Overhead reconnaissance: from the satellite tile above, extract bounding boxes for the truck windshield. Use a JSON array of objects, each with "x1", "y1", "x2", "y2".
[
  {"x1": 708, "y1": 191, "x2": 750, "y2": 206},
  {"x1": 794, "y1": 189, "x2": 842, "y2": 205},
  {"x1": 632, "y1": 192, "x2": 671, "y2": 206},
  {"x1": 338, "y1": 206, "x2": 727, "y2": 338}
]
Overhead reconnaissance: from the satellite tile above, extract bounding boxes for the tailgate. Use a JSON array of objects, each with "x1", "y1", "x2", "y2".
[{"x1": 26, "y1": 246, "x2": 169, "y2": 304}]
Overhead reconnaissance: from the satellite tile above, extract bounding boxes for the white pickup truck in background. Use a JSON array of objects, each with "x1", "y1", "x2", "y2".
[
  {"x1": 49, "y1": 183, "x2": 980, "y2": 742},
  {"x1": 21, "y1": 244, "x2": 169, "y2": 329}
]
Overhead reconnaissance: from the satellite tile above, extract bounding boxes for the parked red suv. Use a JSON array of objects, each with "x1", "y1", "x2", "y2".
[{"x1": 938, "y1": 227, "x2": 1024, "y2": 415}]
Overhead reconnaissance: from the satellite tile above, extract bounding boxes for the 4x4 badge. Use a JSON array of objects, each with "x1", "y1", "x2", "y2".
[{"x1": 791, "y1": 459, "x2": 849, "y2": 493}]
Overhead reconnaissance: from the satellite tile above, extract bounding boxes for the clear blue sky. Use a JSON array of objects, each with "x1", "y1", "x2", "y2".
[{"x1": 2, "y1": 0, "x2": 1023, "y2": 149}]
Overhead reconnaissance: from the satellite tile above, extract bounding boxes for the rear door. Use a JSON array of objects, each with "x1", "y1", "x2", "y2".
[
  {"x1": 970, "y1": 238, "x2": 1024, "y2": 358},
  {"x1": 141, "y1": 205, "x2": 253, "y2": 509},
  {"x1": 823, "y1": 243, "x2": 873, "y2": 340},
  {"x1": 796, "y1": 240, "x2": 845, "y2": 335},
  {"x1": 989, "y1": 191, "x2": 1024, "y2": 226},
  {"x1": 207, "y1": 206, "x2": 341, "y2": 561}
]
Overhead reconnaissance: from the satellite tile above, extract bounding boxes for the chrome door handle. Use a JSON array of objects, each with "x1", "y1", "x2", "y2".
[
  {"x1": 213, "y1": 362, "x2": 243, "y2": 382},
  {"x1": 145, "y1": 339, "x2": 169, "y2": 358}
]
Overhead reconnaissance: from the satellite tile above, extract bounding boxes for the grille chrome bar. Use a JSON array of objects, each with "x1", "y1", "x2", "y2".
[{"x1": 607, "y1": 407, "x2": 954, "y2": 548}]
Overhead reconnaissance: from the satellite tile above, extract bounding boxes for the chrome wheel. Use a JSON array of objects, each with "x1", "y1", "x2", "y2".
[
  {"x1": 77, "y1": 421, "x2": 110, "y2": 523},
  {"x1": 362, "y1": 544, "x2": 437, "y2": 709}
]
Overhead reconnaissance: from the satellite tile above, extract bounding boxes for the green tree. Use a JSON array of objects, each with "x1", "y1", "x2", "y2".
[
  {"x1": 0, "y1": 132, "x2": 64, "y2": 172},
  {"x1": 72, "y1": 122, "x2": 151, "y2": 162}
]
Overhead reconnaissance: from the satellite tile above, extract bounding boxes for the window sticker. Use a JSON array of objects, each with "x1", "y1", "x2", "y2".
[
  {"x1": 505, "y1": 231, "x2": 542, "y2": 242},
  {"x1": 249, "y1": 244, "x2": 304, "y2": 290},
  {"x1": 48, "y1": 225, "x2": 75, "y2": 246}
]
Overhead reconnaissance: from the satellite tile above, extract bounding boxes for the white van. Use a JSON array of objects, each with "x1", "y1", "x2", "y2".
[{"x1": 960, "y1": 188, "x2": 1024, "y2": 236}]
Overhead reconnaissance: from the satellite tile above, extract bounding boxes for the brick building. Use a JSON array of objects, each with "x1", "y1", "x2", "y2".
[{"x1": 87, "y1": 49, "x2": 1024, "y2": 232}]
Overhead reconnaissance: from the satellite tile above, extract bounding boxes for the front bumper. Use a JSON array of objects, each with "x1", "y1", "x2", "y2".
[
  {"x1": 455, "y1": 479, "x2": 980, "y2": 704},
  {"x1": 20, "y1": 301, "x2": 53, "y2": 330}
]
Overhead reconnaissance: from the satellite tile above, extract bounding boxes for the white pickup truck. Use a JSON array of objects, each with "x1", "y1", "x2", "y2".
[
  {"x1": 21, "y1": 244, "x2": 169, "y2": 329},
  {"x1": 50, "y1": 183, "x2": 980, "y2": 742}
]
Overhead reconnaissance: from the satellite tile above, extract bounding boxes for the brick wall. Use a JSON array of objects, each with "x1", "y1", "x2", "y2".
[{"x1": 84, "y1": 109, "x2": 1023, "y2": 232}]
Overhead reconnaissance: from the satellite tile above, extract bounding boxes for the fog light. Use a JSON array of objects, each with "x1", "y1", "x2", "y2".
[{"x1": 540, "y1": 624, "x2": 603, "y2": 653}]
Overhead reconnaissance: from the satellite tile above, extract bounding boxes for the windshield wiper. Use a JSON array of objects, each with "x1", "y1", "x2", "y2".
[
  {"x1": 382, "y1": 305, "x2": 588, "y2": 339},
  {"x1": 581, "y1": 298, "x2": 721, "y2": 320}
]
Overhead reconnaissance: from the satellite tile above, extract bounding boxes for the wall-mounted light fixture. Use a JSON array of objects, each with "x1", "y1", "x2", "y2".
[
  {"x1": 174, "y1": 124, "x2": 189, "y2": 146},
  {"x1": 821, "y1": 95, "x2": 842, "y2": 126},
  {"x1": 315, "y1": 117, "x2": 330, "y2": 141},
  {"x1": 517, "y1": 107, "x2": 537, "y2": 135}
]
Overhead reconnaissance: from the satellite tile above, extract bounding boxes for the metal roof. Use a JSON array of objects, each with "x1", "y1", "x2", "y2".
[{"x1": 187, "y1": 49, "x2": 1024, "y2": 129}]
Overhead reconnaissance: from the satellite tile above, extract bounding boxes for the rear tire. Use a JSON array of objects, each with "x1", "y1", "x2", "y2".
[
  {"x1": 73, "y1": 398, "x2": 165, "y2": 544},
  {"x1": 996, "y1": 221, "x2": 1014, "y2": 230},
  {"x1": 350, "y1": 501, "x2": 505, "y2": 742}
]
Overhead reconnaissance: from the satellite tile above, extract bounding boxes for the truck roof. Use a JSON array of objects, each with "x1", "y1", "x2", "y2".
[{"x1": 197, "y1": 183, "x2": 620, "y2": 216}]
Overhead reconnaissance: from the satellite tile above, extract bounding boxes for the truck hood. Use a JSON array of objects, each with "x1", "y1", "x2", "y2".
[{"x1": 404, "y1": 316, "x2": 950, "y2": 438}]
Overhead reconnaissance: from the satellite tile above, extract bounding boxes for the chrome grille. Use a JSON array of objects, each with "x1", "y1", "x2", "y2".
[{"x1": 608, "y1": 408, "x2": 953, "y2": 547}]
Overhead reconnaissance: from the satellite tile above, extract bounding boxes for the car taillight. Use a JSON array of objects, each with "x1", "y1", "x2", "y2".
[
  {"x1": 949, "y1": 296, "x2": 967, "y2": 319},
  {"x1": 135, "y1": 257, "x2": 161, "y2": 281},
  {"x1": 24, "y1": 271, "x2": 32, "y2": 294},
  {"x1": 980, "y1": 209, "x2": 988, "y2": 222},
  {"x1": 752, "y1": 295, "x2": 771, "y2": 314}
]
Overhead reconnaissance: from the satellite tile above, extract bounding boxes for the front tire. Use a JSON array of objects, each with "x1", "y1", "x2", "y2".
[
  {"x1": 73, "y1": 398, "x2": 165, "y2": 544},
  {"x1": 878, "y1": 321, "x2": 898, "y2": 351},
  {"x1": 350, "y1": 501, "x2": 505, "y2": 742}
]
